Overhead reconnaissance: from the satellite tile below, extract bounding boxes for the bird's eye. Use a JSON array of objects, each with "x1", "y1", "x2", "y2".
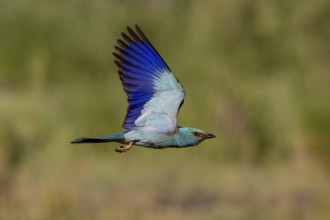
[{"x1": 193, "y1": 132, "x2": 201, "y2": 137}]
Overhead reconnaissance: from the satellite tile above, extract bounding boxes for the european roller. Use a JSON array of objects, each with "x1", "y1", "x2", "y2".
[{"x1": 71, "y1": 25, "x2": 215, "y2": 153}]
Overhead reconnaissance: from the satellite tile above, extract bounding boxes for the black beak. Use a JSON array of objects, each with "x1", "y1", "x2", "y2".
[{"x1": 204, "y1": 133, "x2": 216, "y2": 139}]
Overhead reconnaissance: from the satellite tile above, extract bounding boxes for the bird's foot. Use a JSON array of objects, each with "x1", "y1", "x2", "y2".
[{"x1": 115, "y1": 142, "x2": 133, "y2": 153}]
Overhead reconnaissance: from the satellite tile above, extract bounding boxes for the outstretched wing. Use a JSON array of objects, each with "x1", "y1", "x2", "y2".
[{"x1": 113, "y1": 25, "x2": 185, "y2": 133}]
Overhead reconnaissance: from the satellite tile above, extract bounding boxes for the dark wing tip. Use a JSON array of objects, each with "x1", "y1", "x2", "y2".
[
  {"x1": 113, "y1": 52, "x2": 121, "y2": 60},
  {"x1": 117, "y1": 39, "x2": 129, "y2": 50},
  {"x1": 114, "y1": 60, "x2": 121, "y2": 68},
  {"x1": 134, "y1": 24, "x2": 148, "y2": 42},
  {"x1": 121, "y1": 32, "x2": 135, "y2": 45},
  {"x1": 127, "y1": 26, "x2": 142, "y2": 43}
]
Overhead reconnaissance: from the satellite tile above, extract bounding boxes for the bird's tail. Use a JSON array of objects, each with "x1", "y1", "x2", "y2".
[
  {"x1": 71, "y1": 133, "x2": 126, "y2": 144},
  {"x1": 71, "y1": 137, "x2": 112, "y2": 144}
]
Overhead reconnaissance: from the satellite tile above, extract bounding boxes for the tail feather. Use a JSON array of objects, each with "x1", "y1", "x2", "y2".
[
  {"x1": 71, "y1": 132, "x2": 126, "y2": 144},
  {"x1": 71, "y1": 137, "x2": 114, "y2": 144}
]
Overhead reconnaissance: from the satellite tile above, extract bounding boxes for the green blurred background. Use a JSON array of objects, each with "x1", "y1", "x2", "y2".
[{"x1": 1, "y1": 0, "x2": 330, "y2": 219}]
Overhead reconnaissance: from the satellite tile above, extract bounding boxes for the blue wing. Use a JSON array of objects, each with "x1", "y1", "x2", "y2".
[{"x1": 113, "y1": 25, "x2": 185, "y2": 133}]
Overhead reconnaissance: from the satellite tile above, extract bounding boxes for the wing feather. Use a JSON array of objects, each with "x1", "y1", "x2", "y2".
[{"x1": 113, "y1": 25, "x2": 185, "y2": 133}]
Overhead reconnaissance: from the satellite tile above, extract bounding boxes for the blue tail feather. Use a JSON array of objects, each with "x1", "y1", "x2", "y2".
[
  {"x1": 71, "y1": 137, "x2": 112, "y2": 144},
  {"x1": 71, "y1": 133, "x2": 126, "y2": 144}
]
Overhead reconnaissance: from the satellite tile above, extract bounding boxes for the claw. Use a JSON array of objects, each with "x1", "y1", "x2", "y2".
[{"x1": 115, "y1": 142, "x2": 133, "y2": 153}]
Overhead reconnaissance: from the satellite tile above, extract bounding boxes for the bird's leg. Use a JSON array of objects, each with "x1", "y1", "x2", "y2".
[{"x1": 115, "y1": 142, "x2": 133, "y2": 153}]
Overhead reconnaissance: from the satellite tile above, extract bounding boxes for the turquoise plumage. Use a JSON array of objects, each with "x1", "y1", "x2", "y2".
[{"x1": 71, "y1": 25, "x2": 215, "y2": 152}]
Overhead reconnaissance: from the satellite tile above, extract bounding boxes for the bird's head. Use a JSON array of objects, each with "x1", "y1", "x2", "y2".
[{"x1": 178, "y1": 127, "x2": 216, "y2": 146}]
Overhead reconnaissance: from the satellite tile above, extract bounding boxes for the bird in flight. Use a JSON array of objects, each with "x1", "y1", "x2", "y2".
[{"x1": 71, "y1": 25, "x2": 215, "y2": 153}]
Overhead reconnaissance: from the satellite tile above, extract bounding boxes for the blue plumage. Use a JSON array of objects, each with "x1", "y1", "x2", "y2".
[
  {"x1": 71, "y1": 25, "x2": 215, "y2": 152},
  {"x1": 114, "y1": 27, "x2": 172, "y2": 129}
]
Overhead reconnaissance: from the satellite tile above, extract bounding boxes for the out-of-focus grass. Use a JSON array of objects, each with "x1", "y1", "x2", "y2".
[{"x1": 1, "y1": 0, "x2": 330, "y2": 219}]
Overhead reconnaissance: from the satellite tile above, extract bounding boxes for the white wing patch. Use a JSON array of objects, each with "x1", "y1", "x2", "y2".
[{"x1": 134, "y1": 71, "x2": 185, "y2": 133}]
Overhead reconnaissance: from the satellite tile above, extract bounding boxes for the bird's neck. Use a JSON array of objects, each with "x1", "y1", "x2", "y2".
[{"x1": 175, "y1": 127, "x2": 197, "y2": 147}]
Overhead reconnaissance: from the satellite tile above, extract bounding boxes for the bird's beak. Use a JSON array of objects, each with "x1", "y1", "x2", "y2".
[{"x1": 204, "y1": 132, "x2": 216, "y2": 139}]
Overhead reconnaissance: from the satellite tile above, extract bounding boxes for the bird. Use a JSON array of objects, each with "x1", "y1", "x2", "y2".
[{"x1": 71, "y1": 25, "x2": 215, "y2": 153}]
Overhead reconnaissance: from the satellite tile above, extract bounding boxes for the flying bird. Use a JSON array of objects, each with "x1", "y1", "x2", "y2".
[{"x1": 71, "y1": 25, "x2": 215, "y2": 153}]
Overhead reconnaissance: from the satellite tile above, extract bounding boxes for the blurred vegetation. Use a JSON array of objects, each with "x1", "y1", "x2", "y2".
[{"x1": 1, "y1": 0, "x2": 330, "y2": 219}]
